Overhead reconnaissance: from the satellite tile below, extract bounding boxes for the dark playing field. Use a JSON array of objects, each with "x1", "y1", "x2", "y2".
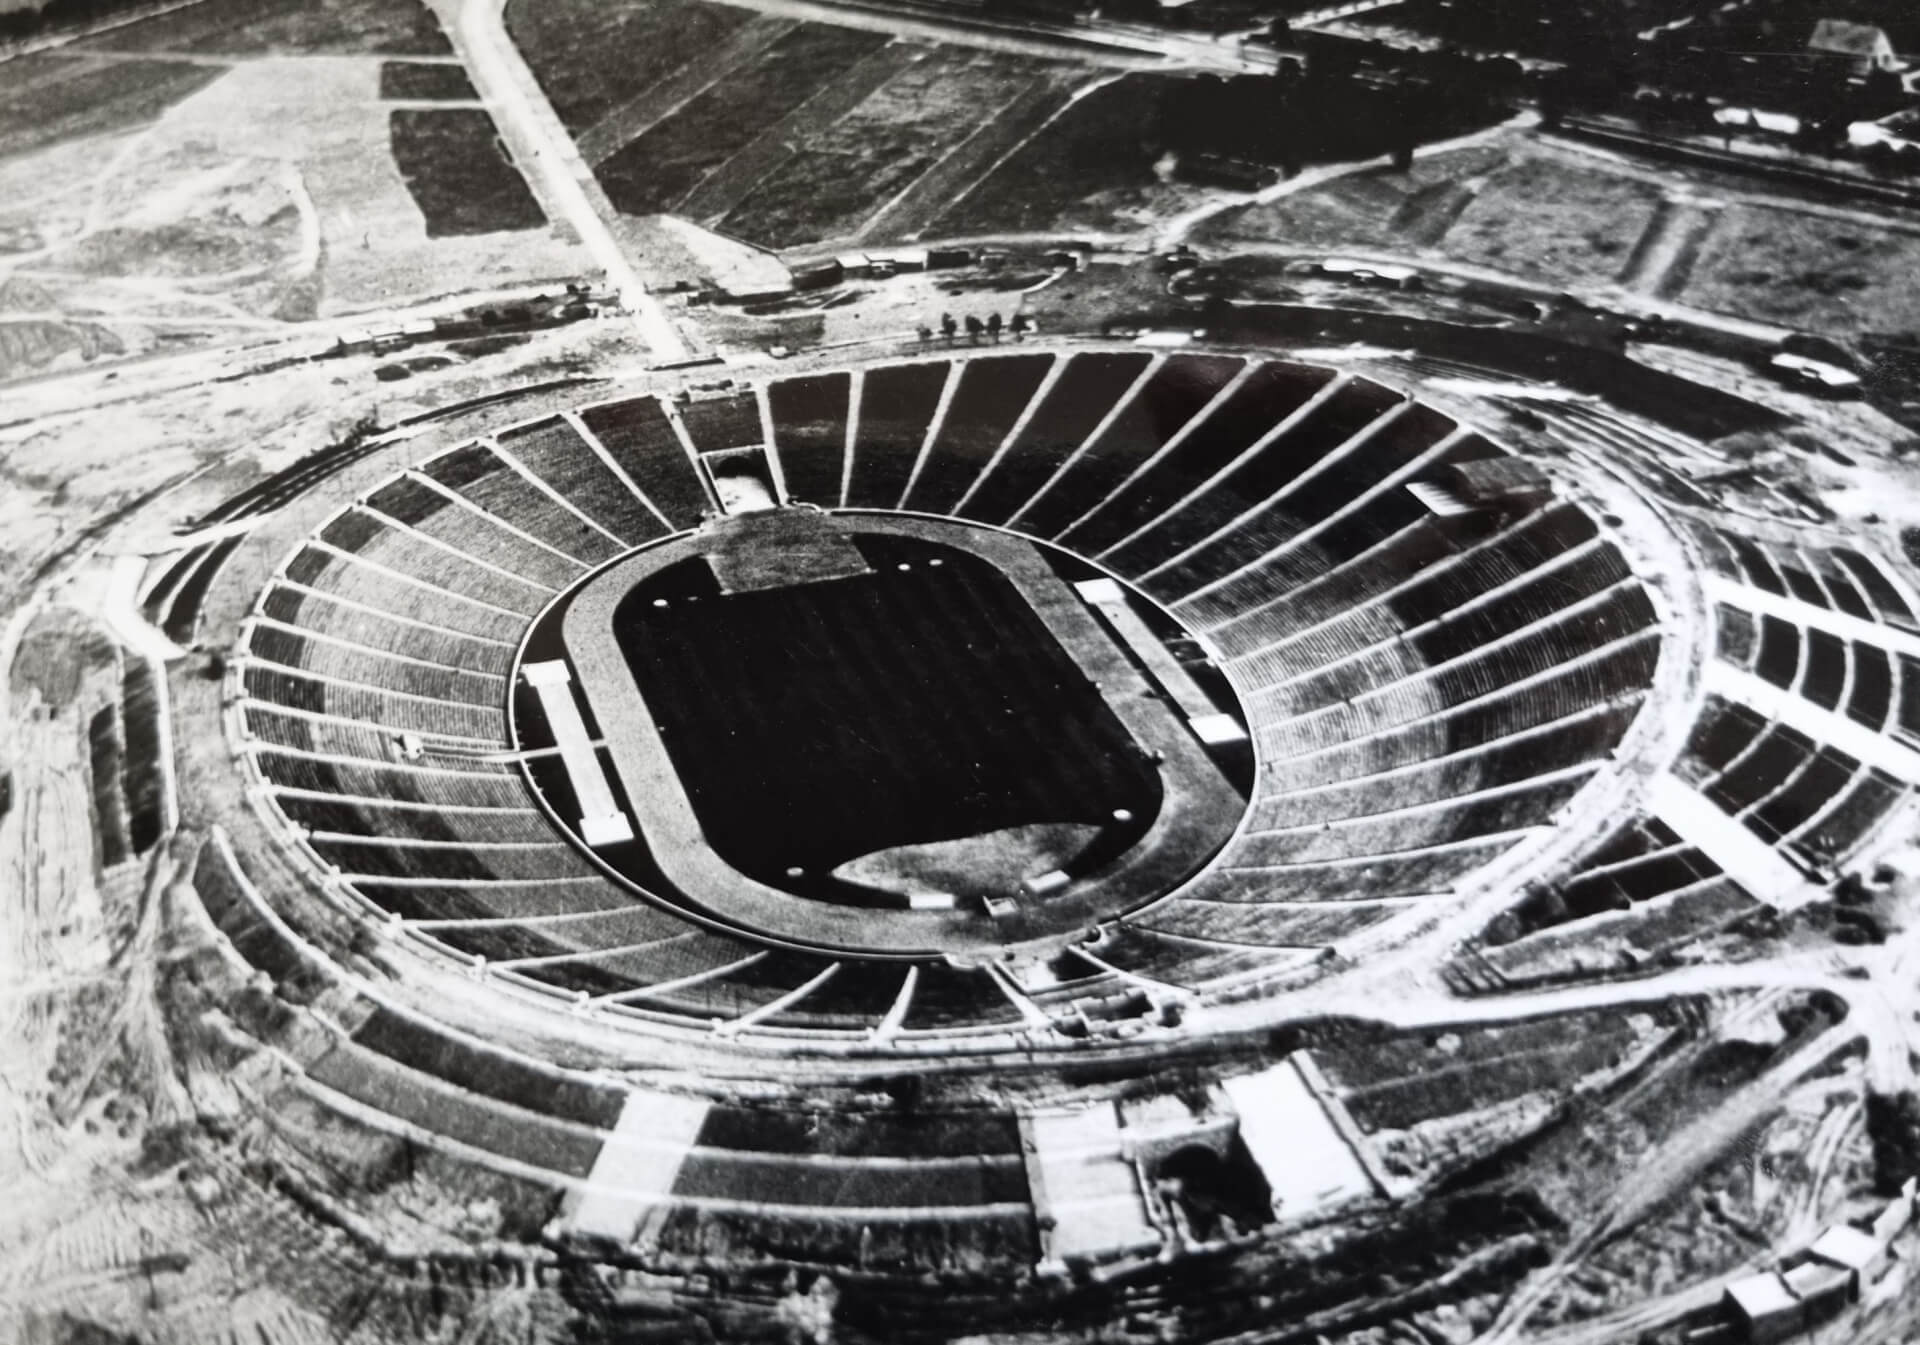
[{"x1": 613, "y1": 533, "x2": 1159, "y2": 894}]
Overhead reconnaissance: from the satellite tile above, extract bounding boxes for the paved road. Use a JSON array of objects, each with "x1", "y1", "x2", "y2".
[
  {"x1": 440, "y1": 0, "x2": 688, "y2": 361},
  {"x1": 718, "y1": 0, "x2": 1275, "y2": 71}
]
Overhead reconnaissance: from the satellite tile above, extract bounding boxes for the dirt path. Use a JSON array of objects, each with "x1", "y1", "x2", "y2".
[
  {"x1": 1473, "y1": 1017, "x2": 1859, "y2": 1344},
  {"x1": 1618, "y1": 193, "x2": 1723, "y2": 297}
]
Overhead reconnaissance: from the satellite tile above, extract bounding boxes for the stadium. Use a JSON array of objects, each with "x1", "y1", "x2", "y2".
[
  {"x1": 112, "y1": 334, "x2": 1914, "y2": 1337},
  {"x1": 8, "y1": 0, "x2": 1920, "y2": 1338}
]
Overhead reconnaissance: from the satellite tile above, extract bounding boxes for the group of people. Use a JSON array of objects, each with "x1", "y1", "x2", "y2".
[{"x1": 918, "y1": 311, "x2": 1033, "y2": 346}]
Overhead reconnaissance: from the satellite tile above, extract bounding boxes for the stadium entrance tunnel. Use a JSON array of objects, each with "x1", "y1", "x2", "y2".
[{"x1": 515, "y1": 509, "x2": 1252, "y2": 959}]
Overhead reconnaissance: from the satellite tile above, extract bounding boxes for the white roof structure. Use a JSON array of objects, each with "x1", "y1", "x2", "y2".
[
  {"x1": 1221, "y1": 1058, "x2": 1375, "y2": 1219},
  {"x1": 1809, "y1": 1223, "x2": 1881, "y2": 1272},
  {"x1": 1725, "y1": 1271, "x2": 1797, "y2": 1321}
]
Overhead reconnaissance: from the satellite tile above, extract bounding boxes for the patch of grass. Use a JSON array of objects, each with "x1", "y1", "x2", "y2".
[
  {"x1": 74, "y1": 0, "x2": 449, "y2": 56},
  {"x1": 595, "y1": 24, "x2": 889, "y2": 215},
  {"x1": 0, "y1": 54, "x2": 222, "y2": 159},
  {"x1": 378, "y1": 61, "x2": 476, "y2": 102},
  {"x1": 505, "y1": 0, "x2": 754, "y2": 134},
  {"x1": 1438, "y1": 152, "x2": 1663, "y2": 285},
  {"x1": 1683, "y1": 204, "x2": 1920, "y2": 333},
  {"x1": 1199, "y1": 144, "x2": 1508, "y2": 250},
  {"x1": 720, "y1": 48, "x2": 1056, "y2": 247},
  {"x1": 934, "y1": 72, "x2": 1208, "y2": 236},
  {"x1": 388, "y1": 109, "x2": 546, "y2": 237}
]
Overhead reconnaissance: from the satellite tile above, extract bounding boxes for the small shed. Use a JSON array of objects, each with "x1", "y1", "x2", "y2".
[
  {"x1": 1806, "y1": 19, "x2": 1901, "y2": 78},
  {"x1": 1445, "y1": 458, "x2": 1553, "y2": 505},
  {"x1": 1410, "y1": 458, "x2": 1552, "y2": 517},
  {"x1": 1807, "y1": 1223, "x2": 1880, "y2": 1295},
  {"x1": 1723, "y1": 1272, "x2": 1798, "y2": 1344},
  {"x1": 1782, "y1": 1259, "x2": 1852, "y2": 1319}
]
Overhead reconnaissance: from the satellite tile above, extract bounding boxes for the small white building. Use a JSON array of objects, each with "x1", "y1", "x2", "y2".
[
  {"x1": 1723, "y1": 1272, "x2": 1799, "y2": 1344},
  {"x1": 1807, "y1": 1222, "x2": 1881, "y2": 1295},
  {"x1": 1806, "y1": 19, "x2": 1902, "y2": 80}
]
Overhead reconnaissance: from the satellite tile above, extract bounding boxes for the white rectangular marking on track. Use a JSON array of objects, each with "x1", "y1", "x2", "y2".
[{"x1": 522, "y1": 659, "x2": 634, "y2": 845}]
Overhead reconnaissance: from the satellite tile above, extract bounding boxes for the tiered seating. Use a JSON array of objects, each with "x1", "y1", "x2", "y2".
[
  {"x1": 1677, "y1": 694, "x2": 1908, "y2": 865},
  {"x1": 676, "y1": 391, "x2": 764, "y2": 454},
  {"x1": 282, "y1": 546, "x2": 523, "y2": 643},
  {"x1": 420, "y1": 443, "x2": 623, "y2": 566},
  {"x1": 1181, "y1": 835, "x2": 1524, "y2": 905},
  {"x1": 674, "y1": 1105, "x2": 1026, "y2": 1210},
  {"x1": 1831, "y1": 547, "x2": 1918, "y2": 630},
  {"x1": 1231, "y1": 771, "x2": 1592, "y2": 868},
  {"x1": 191, "y1": 833, "x2": 334, "y2": 995},
  {"x1": 1796, "y1": 767, "x2": 1908, "y2": 863},
  {"x1": 1263, "y1": 644, "x2": 1654, "y2": 793},
  {"x1": 1056, "y1": 361, "x2": 1337, "y2": 558},
  {"x1": 1250, "y1": 704, "x2": 1635, "y2": 835},
  {"x1": 246, "y1": 623, "x2": 502, "y2": 706},
  {"x1": 147, "y1": 535, "x2": 244, "y2": 645},
  {"x1": 1221, "y1": 503, "x2": 1581, "y2": 682},
  {"x1": 845, "y1": 360, "x2": 951, "y2": 508},
  {"x1": 1683, "y1": 516, "x2": 1919, "y2": 631},
  {"x1": 318, "y1": 510, "x2": 552, "y2": 615},
  {"x1": 901, "y1": 963, "x2": 1024, "y2": 1033},
  {"x1": 1715, "y1": 603, "x2": 1756, "y2": 671},
  {"x1": 900, "y1": 354, "x2": 1053, "y2": 517},
  {"x1": 958, "y1": 350, "x2": 1154, "y2": 526},
  {"x1": 1007, "y1": 354, "x2": 1244, "y2": 537},
  {"x1": 767, "y1": 372, "x2": 852, "y2": 508},
  {"x1": 235, "y1": 351, "x2": 1682, "y2": 1031},
  {"x1": 197, "y1": 836, "x2": 1035, "y2": 1272},
  {"x1": 364, "y1": 475, "x2": 583, "y2": 590},
  {"x1": 1850, "y1": 643, "x2": 1894, "y2": 729},
  {"x1": 1120, "y1": 383, "x2": 1414, "y2": 594},
  {"x1": 1167, "y1": 428, "x2": 1502, "y2": 628},
  {"x1": 1250, "y1": 538, "x2": 1629, "y2": 719},
  {"x1": 1257, "y1": 589, "x2": 1657, "y2": 761},
  {"x1": 1717, "y1": 598, "x2": 1900, "y2": 731},
  {"x1": 495, "y1": 417, "x2": 668, "y2": 547},
  {"x1": 259, "y1": 584, "x2": 513, "y2": 674},
  {"x1": 1897, "y1": 656, "x2": 1920, "y2": 743},
  {"x1": 1470, "y1": 876, "x2": 1757, "y2": 990},
  {"x1": 578, "y1": 395, "x2": 714, "y2": 529}
]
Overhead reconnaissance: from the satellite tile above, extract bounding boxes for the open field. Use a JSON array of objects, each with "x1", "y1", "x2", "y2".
[
  {"x1": 377, "y1": 60, "x2": 476, "y2": 102},
  {"x1": 388, "y1": 108, "x2": 546, "y2": 236},
  {"x1": 512, "y1": 0, "x2": 1196, "y2": 249},
  {"x1": 594, "y1": 25, "x2": 891, "y2": 217},
  {"x1": 1199, "y1": 144, "x2": 1510, "y2": 252},
  {"x1": 71, "y1": 0, "x2": 449, "y2": 56},
  {"x1": 0, "y1": 55, "x2": 584, "y2": 379},
  {"x1": 1199, "y1": 128, "x2": 1920, "y2": 339},
  {"x1": 1680, "y1": 204, "x2": 1920, "y2": 335},
  {"x1": 1201, "y1": 140, "x2": 1662, "y2": 286},
  {"x1": 0, "y1": 52, "x2": 221, "y2": 160},
  {"x1": 933, "y1": 72, "x2": 1216, "y2": 237},
  {"x1": 504, "y1": 0, "x2": 758, "y2": 134},
  {"x1": 717, "y1": 45, "x2": 1071, "y2": 247},
  {"x1": 1440, "y1": 151, "x2": 1664, "y2": 284}
]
